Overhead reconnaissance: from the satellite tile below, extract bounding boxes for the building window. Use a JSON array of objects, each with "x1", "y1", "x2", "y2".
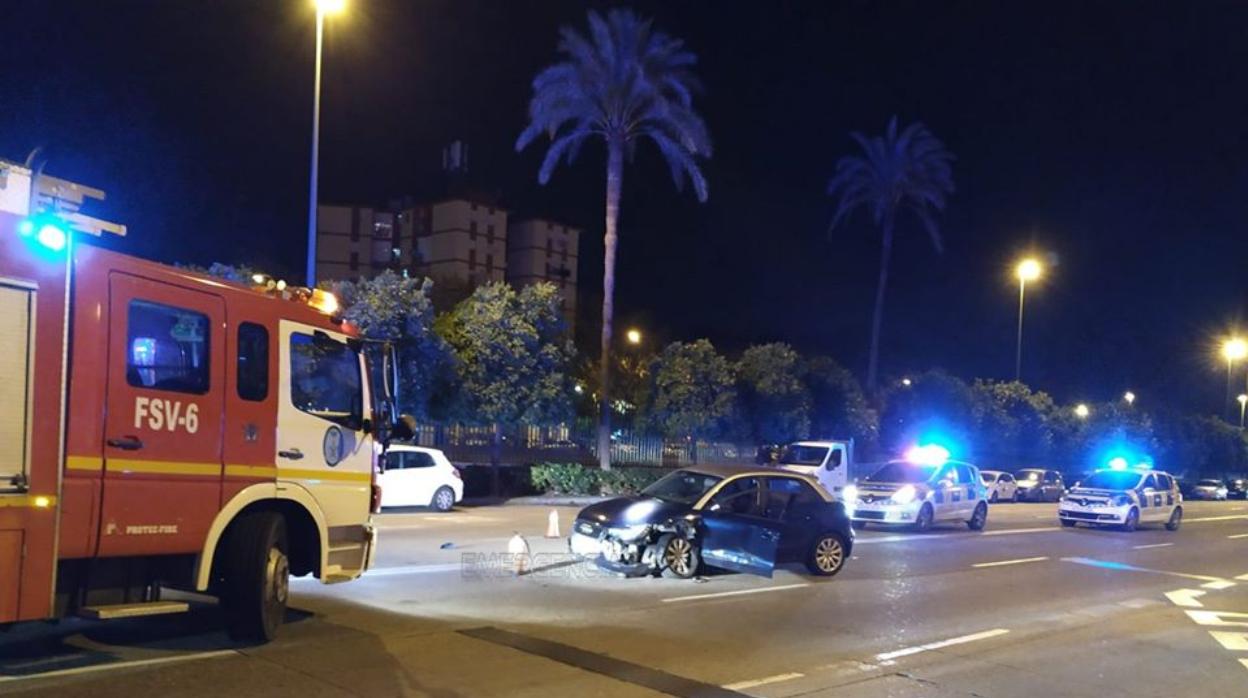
[
  {"x1": 350, "y1": 252, "x2": 359, "y2": 271},
  {"x1": 468, "y1": 249, "x2": 476, "y2": 270},
  {"x1": 237, "y1": 323, "x2": 269, "y2": 402},
  {"x1": 471, "y1": 202, "x2": 478, "y2": 211},
  {"x1": 470, "y1": 221, "x2": 477, "y2": 241},
  {"x1": 546, "y1": 237, "x2": 553, "y2": 257},
  {"x1": 486, "y1": 254, "x2": 494, "y2": 273},
  {"x1": 126, "y1": 300, "x2": 210, "y2": 394},
  {"x1": 350, "y1": 208, "x2": 360, "y2": 242},
  {"x1": 487, "y1": 224, "x2": 494, "y2": 244}
]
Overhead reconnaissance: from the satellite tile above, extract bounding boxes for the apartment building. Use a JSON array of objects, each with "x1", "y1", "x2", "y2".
[{"x1": 507, "y1": 218, "x2": 579, "y2": 332}]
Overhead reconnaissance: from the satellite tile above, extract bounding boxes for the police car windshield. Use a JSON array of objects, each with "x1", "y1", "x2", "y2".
[
  {"x1": 778, "y1": 445, "x2": 829, "y2": 466},
  {"x1": 866, "y1": 462, "x2": 937, "y2": 484},
  {"x1": 1081, "y1": 471, "x2": 1145, "y2": 490},
  {"x1": 642, "y1": 470, "x2": 723, "y2": 504}
]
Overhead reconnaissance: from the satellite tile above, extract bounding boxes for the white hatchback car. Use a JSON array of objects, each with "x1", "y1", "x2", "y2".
[
  {"x1": 380, "y1": 445, "x2": 464, "y2": 511},
  {"x1": 980, "y1": 470, "x2": 1019, "y2": 503}
]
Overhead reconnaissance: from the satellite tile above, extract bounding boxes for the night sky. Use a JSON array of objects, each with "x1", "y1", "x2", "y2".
[{"x1": 4, "y1": 1, "x2": 1248, "y2": 414}]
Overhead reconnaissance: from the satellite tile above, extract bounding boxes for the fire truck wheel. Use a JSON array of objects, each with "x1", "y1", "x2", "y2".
[{"x1": 222, "y1": 512, "x2": 289, "y2": 643}]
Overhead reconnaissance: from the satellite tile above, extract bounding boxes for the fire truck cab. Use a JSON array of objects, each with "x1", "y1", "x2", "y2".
[{"x1": 0, "y1": 205, "x2": 398, "y2": 642}]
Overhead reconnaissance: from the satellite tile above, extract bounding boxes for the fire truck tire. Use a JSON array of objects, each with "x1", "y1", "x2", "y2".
[{"x1": 222, "y1": 511, "x2": 289, "y2": 643}]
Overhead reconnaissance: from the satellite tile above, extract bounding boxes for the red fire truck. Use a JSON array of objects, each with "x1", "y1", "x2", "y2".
[{"x1": 0, "y1": 207, "x2": 401, "y2": 642}]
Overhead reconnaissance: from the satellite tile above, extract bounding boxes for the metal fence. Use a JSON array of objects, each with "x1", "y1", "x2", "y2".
[{"x1": 406, "y1": 423, "x2": 756, "y2": 468}]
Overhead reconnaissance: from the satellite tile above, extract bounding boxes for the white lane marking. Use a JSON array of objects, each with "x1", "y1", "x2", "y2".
[
  {"x1": 1209, "y1": 631, "x2": 1248, "y2": 651},
  {"x1": 1132, "y1": 543, "x2": 1174, "y2": 550},
  {"x1": 1165, "y1": 589, "x2": 1207, "y2": 608},
  {"x1": 1202, "y1": 580, "x2": 1238, "y2": 590},
  {"x1": 1186, "y1": 610, "x2": 1248, "y2": 627},
  {"x1": 662, "y1": 583, "x2": 809, "y2": 604},
  {"x1": 366, "y1": 563, "x2": 464, "y2": 577},
  {"x1": 1185, "y1": 515, "x2": 1248, "y2": 523},
  {"x1": 972, "y1": 556, "x2": 1049, "y2": 568},
  {"x1": 1226, "y1": 533, "x2": 1248, "y2": 539},
  {"x1": 1241, "y1": 659, "x2": 1248, "y2": 672},
  {"x1": 723, "y1": 672, "x2": 805, "y2": 690},
  {"x1": 855, "y1": 534, "x2": 922, "y2": 544},
  {"x1": 875, "y1": 628, "x2": 1010, "y2": 663},
  {"x1": 0, "y1": 650, "x2": 237, "y2": 683},
  {"x1": 982, "y1": 527, "x2": 1061, "y2": 536}
]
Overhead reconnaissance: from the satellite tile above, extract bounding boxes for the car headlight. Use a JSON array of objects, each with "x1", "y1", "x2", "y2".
[
  {"x1": 891, "y1": 485, "x2": 917, "y2": 505},
  {"x1": 1113, "y1": 495, "x2": 1132, "y2": 507},
  {"x1": 607, "y1": 524, "x2": 651, "y2": 542}
]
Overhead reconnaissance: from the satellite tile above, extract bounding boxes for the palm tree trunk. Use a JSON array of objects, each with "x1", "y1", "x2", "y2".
[
  {"x1": 597, "y1": 138, "x2": 624, "y2": 470},
  {"x1": 866, "y1": 213, "x2": 895, "y2": 394}
]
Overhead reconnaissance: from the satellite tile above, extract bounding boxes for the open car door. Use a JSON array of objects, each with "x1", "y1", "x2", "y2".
[{"x1": 698, "y1": 512, "x2": 782, "y2": 577}]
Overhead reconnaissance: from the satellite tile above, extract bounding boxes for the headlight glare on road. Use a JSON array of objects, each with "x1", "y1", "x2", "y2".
[
  {"x1": 891, "y1": 485, "x2": 917, "y2": 505},
  {"x1": 608, "y1": 524, "x2": 651, "y2": 542}
]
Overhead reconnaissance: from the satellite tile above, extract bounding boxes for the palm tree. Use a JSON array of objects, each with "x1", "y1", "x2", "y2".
[
  {"x1": 517, "y1": 9, "x2": 711, "y2": 469},
  {"x1": 827, "y1": 117, "x2": 954, "y2": 394}
]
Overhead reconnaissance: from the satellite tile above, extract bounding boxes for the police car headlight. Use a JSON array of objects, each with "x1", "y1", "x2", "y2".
[
  {"x1": 842, "y1": 485, "x2": 858, "y2": 512},
  {"x1": 607, "y1": 524, "x2": 651, "y2": 542},
  {"x1": 1113, "y1": 495, "x2": 1132, "y2": 507},
  {"x1": 891, "y1": 485, "x2": 918, "y2": 505}
]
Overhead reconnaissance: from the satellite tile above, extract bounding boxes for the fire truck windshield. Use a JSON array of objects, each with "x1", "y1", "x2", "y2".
[{"x1": 290, "y1": 332, "x2": 364, "y2": 429}]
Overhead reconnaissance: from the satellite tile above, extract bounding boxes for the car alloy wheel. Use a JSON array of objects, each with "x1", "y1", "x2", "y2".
[
  {"x1": 662, "y1": 536, "x2": 697, "y2": 579},
  {"x1": 914, "y1": 504, "x2": 934, "y2": 532},
  {"x1": 432, "y1": 486, "x2": 455, "y2": 512},
  {"x1": 809, "y1": 534, "x2": 845, "y2": 576},
  {"x1": 1122, "y1": 507, "x2": 1139, "y2": 532},
  {"x1": 967, "y1": 502, "x2": 988, "y2": 531}
]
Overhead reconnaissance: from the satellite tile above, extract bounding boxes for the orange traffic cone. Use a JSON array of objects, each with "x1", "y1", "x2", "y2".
[{"x1": 546, "y1": 509, "x2": 561, "y2": 538}]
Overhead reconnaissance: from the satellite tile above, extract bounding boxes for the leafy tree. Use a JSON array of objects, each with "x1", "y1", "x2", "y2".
[
  {"x1": 328, "y1": 271, "x2": 453, "y2": 421},
  {"x1": 803, "y1": 356, "x2": 877, "y2": 449},
  {"x1": 646, "y1": 340, "x2": 736, "y2": 455},
  {"x1": 737, "y1": 343, "x2": 811, "y2": 444},
  {"x1": 182, "y1": 262, "x2": 266, "y2": 286},
  {"x1": 517, "y1": 9, "x2": 712, "y2": 468},
  {"x1": 971, "y1": 380, "x2": 1057, "y2": 465},
  {"x1": 826, "y1": 117, "x2": 955, "y2": 392},
  {"x1": 437, "y1": 282, "x2": 576, "y2": 464}
]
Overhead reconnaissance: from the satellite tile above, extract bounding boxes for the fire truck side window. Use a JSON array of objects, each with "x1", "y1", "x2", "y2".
[
  {"x1": 290, "y1": 332, "x2": 363, "y2": 428},
  {"x1": 126, "y1": 300, "x2": 210, "y2": 394},
  {"x1": 237, "y1": 323, "x2": 269, "y2": 402}
]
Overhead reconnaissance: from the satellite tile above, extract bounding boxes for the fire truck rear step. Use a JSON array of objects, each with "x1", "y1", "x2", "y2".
[{"x1": 79, "y1": 601, "x2": 190, "y2": 620}]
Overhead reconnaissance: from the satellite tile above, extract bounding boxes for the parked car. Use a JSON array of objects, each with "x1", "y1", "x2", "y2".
[
  {"x1": 1014, "y1": 468, "x2": 1066, "y2": 502},
  {"x1": 980, "y1": 470, "x2": 1019, "y2": 503},
  {"x1": 847, "y1": 458, "x2": 989, "y2": 531},
  {"x1": 1189, "y1": 478, "x2": 1229, "y2": 501},
  {"x1": 1058, "y1": 468, "x2": 1182, "y2": 531},
  {"x1": 1228, "y1": 479, "x2": 1248, "y2": 500},
  {"x1": 569, "y1": 465, "x2": 854, "y2": 579},
  {"x1": 379, "y1": 445, "x2": 463, "y2": 511}
]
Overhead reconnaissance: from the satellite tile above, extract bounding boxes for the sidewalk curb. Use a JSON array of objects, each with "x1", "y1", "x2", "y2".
[{"x1": 499, "y1": 495, "x2": 610, "y2": 507}]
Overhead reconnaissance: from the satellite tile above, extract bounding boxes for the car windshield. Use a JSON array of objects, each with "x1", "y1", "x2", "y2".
[
  {"x1": 777, "y1": 445, "x2": 829, "y2": 466},
  {"x1": 1198, "y1": 479, "x2": 1223, "y2": 487},
  {"x1": 641, "y1": 470, "x2": 723, "y2": 504},
  {"x1": 981, "y1": 472, "x2": 998, "y2": 483},
  {"x1": 865, "y1": 462, "x2": 936, "y2": 484},
  {"x1": 1016, "y1": 470, "x2": 1042, "y2": 481},
  {"x1": 1080, "y1": 471, "x2": 1145, "y2": 490}
]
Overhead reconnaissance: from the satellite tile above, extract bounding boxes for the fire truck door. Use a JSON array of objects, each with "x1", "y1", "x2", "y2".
[{"x1": 99, "y1": 274, "x2": 225, "y2": 556}]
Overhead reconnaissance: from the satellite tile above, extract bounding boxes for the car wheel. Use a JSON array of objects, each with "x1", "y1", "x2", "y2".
[
  {"x1": 1166, "y1": 507, "x2": 1183, "y2": 531},
  {"x1": 967, "y1": 502, "x2": 988, "y2": 531},
  {"x1": 913, "y1": 503, "x2": 934, "y2": 532},
  {"x1": 990, "y1": 491, "x2": 999, "y2": 504},
  {"x1": 1061, "y1": 518, "x2": 1077, "y2": 528},
  {"x1": 1121, "y1": 507, "x2": 1139, "y2": 532},
  {"x1": 805, "y1": 532, "x2": 848, "y2": 576},
  {"x1": 431, "y1": 486, "x2": 455, "y2": 512},
  {"x1": 1012, "y1": 490, "x2": 1021, "y2": 503},
  {"x1": 657, "y1": 534, "x2": 699, "y2": 579},
  {"x1": 221, "y1": 512, "x2": 289, "y2": 643}
]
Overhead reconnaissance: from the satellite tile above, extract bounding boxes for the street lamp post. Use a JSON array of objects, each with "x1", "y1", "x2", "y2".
[
  {"x1": 1222, "y1": 338, "x2": 1247, "y2": 421},
  {"x1": 1238, "y1": 394, "x2": 1247, "y2": 429},
  {"x1": 1014, "y1": 258, "x2": 1042, "y2": 382},
  {"x1": 305, "y1": 0, "x2": 346, "y2": 288}
]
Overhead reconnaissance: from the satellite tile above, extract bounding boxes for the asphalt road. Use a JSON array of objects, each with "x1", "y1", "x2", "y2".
[{"x1": 4, "y1": 500, "x2": 1248, "y2": 697}]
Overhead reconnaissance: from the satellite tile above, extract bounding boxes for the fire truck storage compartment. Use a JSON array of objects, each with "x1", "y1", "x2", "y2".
[
  {"x1": 0, "y1": 282, "x2": 34, "y2": 492},
  {"x1": 0, "y1": 531, "x2": 21, "y2": 619}
]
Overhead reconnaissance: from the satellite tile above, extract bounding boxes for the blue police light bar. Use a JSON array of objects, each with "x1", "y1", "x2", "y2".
[
  {"x1": 16, "y1": 214, "x2": 70, "y2": 253},
  {"x1": 905, "y1": 444, "x2": 951, "y2": 467},
  {"x1": 1108, "y1": 457, "x2": 1129, "y2": 470}
]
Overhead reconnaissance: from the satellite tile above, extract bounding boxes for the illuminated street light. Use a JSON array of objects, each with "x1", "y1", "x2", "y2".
[
  {"x1": 305, "y1": 0, "x2": 348, "y2": 287},
  {"x1": 1014, "y1": 257, "x2": 1043, "y2": 382},
  {"x1": 1123, "y1": 391, "x2": 1136, "y2": 406},
  {"x1": 1074, "y1": 403, "x2": 1090, "y2": 419},
  {"x1": 626, "y1": 328, "x2": 642, "y2": 345},
  {"x1": 901, "y1": 377, "x2": 912, "y2": 387},
  {"x1": 1223, "y1": 338, "x2": 1248, "y2": 421}
]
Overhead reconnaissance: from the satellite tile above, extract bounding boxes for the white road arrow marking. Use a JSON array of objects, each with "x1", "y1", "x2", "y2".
[
  {"x1": 1186, "y1": 610, "x2": 1248, "y2": 627},
  {"x1": 1209, "y1": 631, "x2": 1248, "y2": 651},
  {"x1": 1164, "y1": 589, "x2": 1206, "y2": 608}
]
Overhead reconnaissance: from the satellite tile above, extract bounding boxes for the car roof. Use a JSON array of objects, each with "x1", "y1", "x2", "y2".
[
  {"x1": 387, "y1": 444, "x2": 441, "y2": 453},
  {"x1": 678, "y1": 463, "x2": 812, "y2": 479}
]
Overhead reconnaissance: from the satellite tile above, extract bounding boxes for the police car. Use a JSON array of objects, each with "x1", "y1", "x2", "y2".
[
  {"x1": 1058, "y1": 466, "x2": 1182, "y2": 531},
  {"x1": 845, "y1": 446, "x2": 990, "y2": 532}
]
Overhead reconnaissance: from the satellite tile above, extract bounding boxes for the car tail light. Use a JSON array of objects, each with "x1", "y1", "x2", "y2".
[
  {"x1": 371, "y1": 483, "x2": 383, "y2": 513},
  {"x1": 451, "y1": 467, "x2": 462, "y2": 480}
]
